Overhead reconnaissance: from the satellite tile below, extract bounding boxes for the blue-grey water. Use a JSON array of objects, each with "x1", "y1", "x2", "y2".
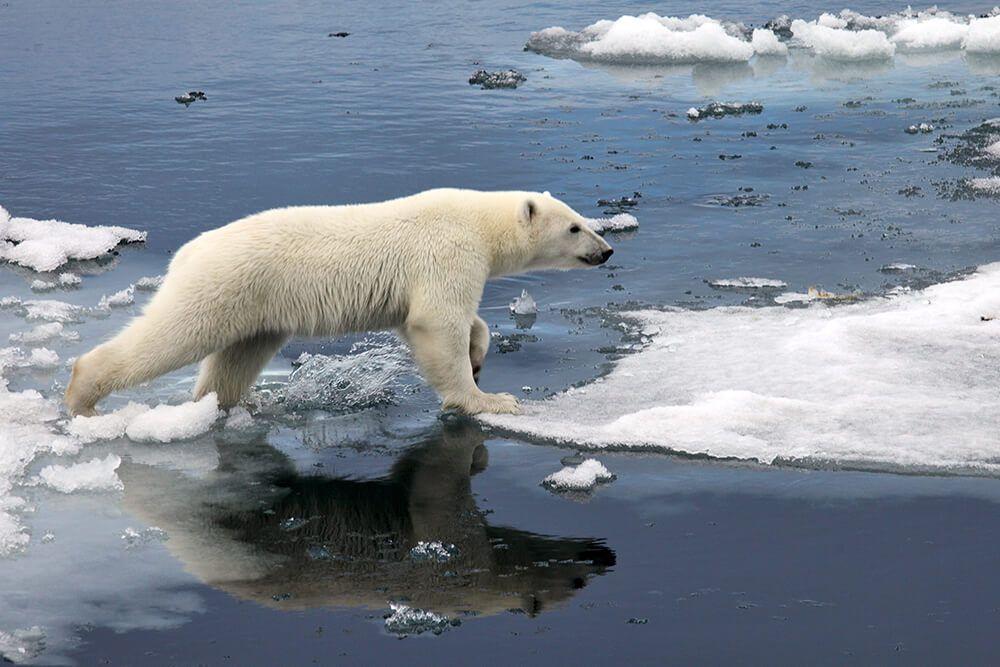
[{"x1": 2, "y1": 0, "x2": 1000, "y2": 664}]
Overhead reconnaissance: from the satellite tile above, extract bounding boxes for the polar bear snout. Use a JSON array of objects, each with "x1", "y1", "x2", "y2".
[{"x1": 581, "y1": 245, "x2": 614, "y2": 266}]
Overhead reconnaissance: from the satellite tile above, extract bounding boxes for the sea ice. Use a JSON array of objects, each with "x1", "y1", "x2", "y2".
[
  {"x1": 67, "y1": 402, "x2": 150, "y2": 443},
  {"x1": 542, "y1": 458, "x2": 615, "y2": 491},
  {"x1": 134, "y1": 275, "x2": 164, "y2": 290},
  {"x1": 751, "y1": 28, "x2": 788, "y2": 56},
  {"x1": 791, "y1": 19, "x2": 896, "y2": 60},
  {"x1": 0, "y1": 204, "x2": 145, "y2": 272},
  {"x1": 483, "y1": 264, "x2": 1000, "y2": 474},
  {"x1": 125, "y1": 393, "x2": 220, "y2": 443},
  {"x1": 891, "y1": 17, "x2": 968, "y2": 51},
  {"x1": 964, "y1": 15, "x2": 1000, "y2": 53},
  {"x1": 685, "y1": 101, "x2": 763, "y2": 120},
  {"x1": 585, "y1": 213, "x2": 639, "y2": 233},
  {"x1": 29, "y1": 280, "x2": 55, "y2": 292},
  {"x1": 58, "y1": 272, "x2": 81, "y2": 287},
  {"x1": 9, "y1": 322, "x2": 78, "y2": 345},
  {"x1": 277, "y1": 342, "x2": 409, "y2": 410},
  {"x1": 98, "y1": 285, "x2": 135, "y2": 309},
  {"x1": 38, "y1": 454, "x2": 124, "y2": 493},
  {"x1": 969, "y1": 176, "x2": 1000, "y2": 192},
  {"x1": 526, "y1": 13, "x2": 755, "y2": 64},
  {"x1": 509, "y1": 289, "x2": 538, "y2": 316},
  {"x1": 708, "y1": 277, "x2": 787, "y2": 289}
]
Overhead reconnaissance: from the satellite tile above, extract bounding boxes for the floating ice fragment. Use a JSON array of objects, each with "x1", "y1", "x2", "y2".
[
  {"x1": 791, "y1": 19, "x2": 895, "y2": 60},
  {"x1": 121, "y1": 526, "x2": 169, "y2": 548},
  {"x1": 67, "y1": 402, "x2": 150, "y2": 443},
  {"x1": 409, "y1": 541, "x2": 458, "y2": 563},
  {"x1": 98, "y1": 285, "x2": 135, "y2": 309},
  {"x1": 384, "y1": 602, "x2": 453, "y2": 636},
  {"x1": 0, "y1": 626, "x2": 46, "y2": 663},
  {"x1": 38, "y1": 454, "x2": 124, "y2": 493},
  {"x1": 9, "y1": 322, "x2": 78, "y2": 344},
  {"x1": 585, "y1": 213, "x2": 639, "y2": 233},
  {"x1": 969, "y1": 176, "x2": 1000, "y2": 192},
  {"x1": 905, "y1": 123, "x2": 934, "y2": 134},
  {"x1": 964, "y1": 15, "x2": 1000, "y2": 54},
  {"x1": 542, "y1": 458, "x2": 615, "y2": 492},
  {"x1": 751, "y1": 28, "x2": 788, "y2": 56},
  {"x1": 686, "y1": 101, "x2": 763, "y2": 120},
  {"x1": 58, "y1": 272, "x2": 81, "y2": 287},
  {"x1": 277, "y1": 342, "x2": 409, "y2": 410},
  {"x1": 29, "y1": 280, "x2": 55, "y2": 292},
  {"x1": 134, "y1": 275, "x2": 164, "y2": 290},
  {"x1": 880, "y1": 263, "x2": 917, "y2": 272},
  {"x1": 0, "y1": 204, "x2": 145, "y2": 272},
  {"x1": 526, "y1": 13, "x2": 754, "y2": 64},
  {"x1": 22, "y1": 300, "x2": 81, "y2": 323},
  {"x1": 773, "y1": 286, "x2": 856, "y2": 304},
  {"x1": 708, "y1": 277, "x2": 787, "y2": 289},
  {"x1": 124, "y1": 393, "x2": 220, "y2": 442},
  {"x1": 509, "y1": 289, "x2": 538, "y2": 316}
]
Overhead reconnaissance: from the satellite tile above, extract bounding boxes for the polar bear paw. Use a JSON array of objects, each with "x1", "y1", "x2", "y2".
[{"x1": 444, "y1": 391, "x2": 521, "y2": 415}]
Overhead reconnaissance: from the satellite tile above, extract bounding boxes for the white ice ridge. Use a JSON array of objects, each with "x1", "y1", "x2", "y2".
[
  {"x1": 525, "y1": 8, "x2": 1000, "y2": 66},
  {"x1": 0, "y1": 204, "x2": 145, "y2": 272},
  {"x1": 484, "y1": 263, "x2": 1000, "y2": 474}
]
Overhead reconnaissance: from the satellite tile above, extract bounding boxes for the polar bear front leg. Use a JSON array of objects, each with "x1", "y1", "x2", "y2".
[
  {"x1": 403, "y1": 314, "x2": 519, "y2": 415},
  {"x1": 469, "y1": 315, "x2": 489, "y2": 385}
]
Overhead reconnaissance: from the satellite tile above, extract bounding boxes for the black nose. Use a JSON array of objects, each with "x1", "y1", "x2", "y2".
[{"x1": 601, "y1": 248, "x2": 614, "y2": 262}]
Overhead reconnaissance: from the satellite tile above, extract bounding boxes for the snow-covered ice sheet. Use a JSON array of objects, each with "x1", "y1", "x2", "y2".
[
  {"x1": 0, "y1": 204, "x2": 145, "y2": 272},
  {"x1": 484, "y1": 264, "x2": 1000, "y2": 474}
]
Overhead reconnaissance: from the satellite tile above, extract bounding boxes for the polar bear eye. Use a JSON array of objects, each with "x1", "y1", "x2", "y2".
[{"x1": 569, "y1": 225, "x2": 581, "y2": 234}]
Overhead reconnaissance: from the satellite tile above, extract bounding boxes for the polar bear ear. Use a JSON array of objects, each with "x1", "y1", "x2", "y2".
[{"x1": 518, "y1": 199, "x2": 537, "y2": 226}]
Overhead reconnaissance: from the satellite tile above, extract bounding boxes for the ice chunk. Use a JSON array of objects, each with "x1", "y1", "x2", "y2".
[
  {"x1": 98, "y1": 285, "x2": 135, "y2": 309},
  {"x1": 708, "y1": 277, "x2": 787, "y2": 289},
  {"x1": 509, "y1": 289, "x2": 538, "y2": 316},
  {"x1": 409, "y1": 541, "x2": 458, "y2": 563},
  {"x1": 22, "y1": 300, "x2": 81, "y2": 323},
  {"x1": 880, "y1": 263, "x2": 917, "y2": 272},
  {"x1": 384, "y1": 602, "x2": 452, "y2": 636},
  {"x1": 791, "y1": 19, "x2": 896, "y2": 60},
  {"x1": 120, "y1": 526, "x2": 169, "y2": 549},
  {"x1": 526, "y1": 13, "x2": 754, "y2": 64},
  {"x1": 38, "y1": 454, "x2": 124, "y2": 493},
  {"x1": 67, "y1": 402, "x2": 150, "y2": 443},
  {"x1": 0, "y1": 205, "x2": 145, "y2": 272},
  {"x1": 0, "y1": 513, "x2": 30, "y2": 559},
  {"x1": 542, "y1": 458, "x2": 615, "y2": 491},
  {"x1": 751, "y1": 28, "x2": 788, "y2": 56},
  {"x1": 29, "y1": 280, "x2": 55, "y2": 292},
  {"x1": 9, "y1": 322, "x2": 78, "y2": 345},
  {"x1": 125, "y1": 393, "x2": 220, "y2": 443},
  {"x1": 585, "y1": 213, "x2": 639, "y2": 233},
  {"x1": 134, "y1": 275, "x2": 164, "y2": 291},
  {"x1": 58, "y1": 272, "x2": 81, "y2": 287},
  {"x1": 0, "y1": 346, "x2": 60, "y2": 370},
  {"x1": 891, "y1": 17, "x2": 968, "y2": 51},
  {"x1": 964, "y1": 15, "x2": 1000, "y2": 53},
  {"x1": 483, "y1": 264, "x2": 1000, "y2": 474},
  {"x1": 985, "y1": 140, "x2": 1000, "y2": 157}
]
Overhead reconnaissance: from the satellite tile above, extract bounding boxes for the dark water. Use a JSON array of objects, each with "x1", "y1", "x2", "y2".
[{"x1": 2, "y1": 0, "x2": 1000, "y2": 664}]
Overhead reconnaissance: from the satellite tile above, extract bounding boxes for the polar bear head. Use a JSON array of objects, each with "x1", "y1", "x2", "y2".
[{"x1": 517, "y1": 192, "x2": 614, "y2": 271}]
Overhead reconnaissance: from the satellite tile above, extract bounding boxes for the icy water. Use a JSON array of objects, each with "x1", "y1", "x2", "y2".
[{"x1": 3, "y1": 0, "x2": 1000, "y2": 663}]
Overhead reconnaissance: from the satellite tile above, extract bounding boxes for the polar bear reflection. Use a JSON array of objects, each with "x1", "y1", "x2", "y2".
[{"x1": 119, "y1": 421, "x2": 614, "y2": 617}]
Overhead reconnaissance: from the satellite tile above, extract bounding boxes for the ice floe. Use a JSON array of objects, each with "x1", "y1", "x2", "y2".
[
  {"x1": 509, "y1": 289, "x2": 538, "y2": 316},
  {"x1": 542, "y1": 458, "x2": 615, "y2": 492},
  {"x1": 38, "y1": 454, "x2": 124, "y2": 494},
  {"x1": 585, "y1": 213, "x2": 639, "y2": 233},
  {"x1": 384, "y1": 602, "x2": 453, "y2": 636},
  {"x1": 708, "y1": 277, "x2": 787, "y2": 289},
  {"x1": 964, "y1": 15, "x2": 1000, "y2": 53},
  {"x1": 525, "y1": 13, "x2": 756, "y2": 64},
  {"x1": 0, "y1": 204, "x2": 145, "y2": 272},
  {"x1": 751, "y1": 28, "x2": 788, "y2": 56},
  {"x1": 125, "y1": 393, "x2": 221, "y2": 443},
  {"x1": 9, "y1": 322, "x2": 79, "y2": 345},
  {"x1": 969, "y1": 175, "x2": 1000, "y2": 192},
  {"x1": 791, "y1": 19, "x2": 896, "y2": 60},
  {"x1": 98, "y1": 285, "x2": 135, "y2": 309},
  {"x1": 484, "y1": 264, "x2": 1000, "y2": 474},
  {"x1": 67, "y1": 402, "x2": 151, "y2": 443}
]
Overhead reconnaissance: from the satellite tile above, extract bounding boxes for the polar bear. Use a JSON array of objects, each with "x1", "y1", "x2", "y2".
[{"x1": 65, "y1": 189, "x2": 613, "y2": 417}]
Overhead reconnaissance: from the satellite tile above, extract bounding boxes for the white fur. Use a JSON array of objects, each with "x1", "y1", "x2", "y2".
[{"x1": 65, "y1": 189, "x2": 613, "y2": 416}]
